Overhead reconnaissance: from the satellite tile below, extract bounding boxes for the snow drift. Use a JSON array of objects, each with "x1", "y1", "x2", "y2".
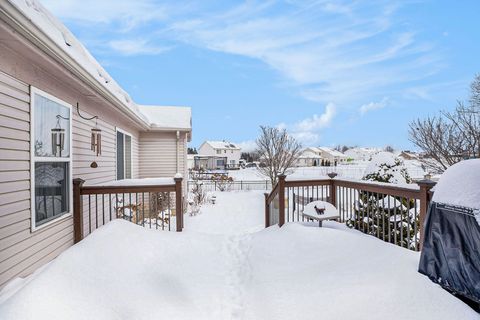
[{"x1": 0, "y1": 218, "x2": 476, "y2": 319}]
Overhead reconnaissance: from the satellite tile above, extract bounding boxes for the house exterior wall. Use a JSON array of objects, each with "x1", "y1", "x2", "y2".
[
  {"x1": 198, "y1": 143, "x2": 215, "y2": 157},
  {"x1": 198, "y1": 142, "x2": 241, "y2": 168},
  {"x1": 318, "y1": 150, "x2": 347, "y2": 164},
  {"x1": 0, "y1": 23, "x2": 146, "y2": 288},
  {"x1": 295, "y1": 150, "x2": 321, "y2": 167},
  {"x1": 139, "y1": 131, "x2": 188, "y2": 191}
]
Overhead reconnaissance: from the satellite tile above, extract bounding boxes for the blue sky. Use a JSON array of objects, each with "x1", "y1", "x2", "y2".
[{"x1": 41, "y1": 0, "x2": 480, "y2": 151}]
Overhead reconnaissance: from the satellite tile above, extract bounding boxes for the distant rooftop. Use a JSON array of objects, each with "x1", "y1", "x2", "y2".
[
  {"x1": 203, "y1": 141, "x2": 241, "y2": 150},
  {"x1": 305, "y1": 147, "x2": 346, "y2": 157}
]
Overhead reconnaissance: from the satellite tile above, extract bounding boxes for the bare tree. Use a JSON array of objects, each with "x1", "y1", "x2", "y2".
[
  {"x1": 384, "y1": 145, "x2": 394, "y2": 153},
  {"x1": 256, "y1": 126, "x2": 302, "y2": 185},
  {"x1": 409, "y1": 74, "x2": 480, "y2": 173},
  {"x1": 334, "y1": 145, "x2": 351, "y2": 153}
]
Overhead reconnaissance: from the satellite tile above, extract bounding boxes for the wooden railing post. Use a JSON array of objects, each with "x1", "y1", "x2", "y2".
[
  {"x1": 73, "y1": 178, "x2": 85, "y2": 244},
  {"x1": 327, "y1": 172, "x2": 337, "y2": 206},
  {"x1": 264, "y1": 192, "x2": 270, "y2": 228},
  {"x1": 174, "y1": 176, "x2": 183, "y2": 232},
  {"x1": 417, "y1": 179, "x2": 436, "y2": 250},
  {"x1": 278, "y1": 174, "x2": 286, "y2": 227}
]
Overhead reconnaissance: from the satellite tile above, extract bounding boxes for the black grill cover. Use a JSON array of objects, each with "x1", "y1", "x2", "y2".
[{"x1": 419, "y1": 202, "x2": 480, "y2": 303}]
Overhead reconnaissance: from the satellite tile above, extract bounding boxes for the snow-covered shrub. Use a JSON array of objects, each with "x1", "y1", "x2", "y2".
[
  {"x1": 363, "y1": 152, "x2": 411, "y2": 184},
  {"x1": 347, "y1": 152, "x2": 418, "y2": 249},
  {"x1": 211, "y1": 173, "x2": 233, "y2": 192},
  {"x1": 149, "y1": 192, "x2": 173, "y2": 226},
  {"x1": 188, "y1": 181, "x2": 207, "y2": 215}
]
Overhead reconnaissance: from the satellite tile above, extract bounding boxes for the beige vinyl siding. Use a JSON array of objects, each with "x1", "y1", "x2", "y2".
[
  {"x1": 0, "y1": 71, "x2": 76, "y2": 288},
  {"x1": 0, "y1": 17, "x2": 180, "y2": 289},
  {"x1": 0, "y1": 69, "x2": 142, "y2": 287},
  {"x1": 139, "y1": 131, "x2": 186, "y2": 178},
  {"x1": 72, "y1": 110, "x2": 141, "y2": 237}
]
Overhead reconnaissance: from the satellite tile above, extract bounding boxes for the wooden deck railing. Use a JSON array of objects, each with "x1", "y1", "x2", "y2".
[
  {"x1": 73, "y1": 177, "x2": 184, "y2": 243},
  {"x1": 265, "y1": 174, "x2": 436, "y2": 251}
]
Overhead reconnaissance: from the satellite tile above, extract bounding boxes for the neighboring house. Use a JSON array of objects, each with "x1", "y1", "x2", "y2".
[
  {"x1": 398, "y1": 151, "x2": 419, "y2": 161},
  {"x1": 0, "y1": 0, "x2": 191, "y2": 288},
  {"x1": 187, "y1": 154, "x2": 195, "y2": 170},
  {"x1": 296, "y1": 149, "x2": 322, "y2": 167},
  {"x1": 197, "y1": 141, "x2": 242, "y2": 170},
  {"x1": 296, "y1": 147, "x2": 348, "y2": 166}
]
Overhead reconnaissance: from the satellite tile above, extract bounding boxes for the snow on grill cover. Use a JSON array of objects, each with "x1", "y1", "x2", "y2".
[{"x1": 419, "y1": 159, "x2": 480, "y2": 304}]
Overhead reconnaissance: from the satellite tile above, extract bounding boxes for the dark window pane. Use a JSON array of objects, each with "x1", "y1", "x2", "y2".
[
  {"x1": 34, "y1": 93, "x2": 70, "y2": 158},
  {"x1": 125, "y1": 135, "x2": 132, "y2": 179},
  {"x1": 35, "y1": 162, "x2": 69, "y2": 227},
  {"x1": 116, "y1": 131, "x2": 124, "y2": 180}
]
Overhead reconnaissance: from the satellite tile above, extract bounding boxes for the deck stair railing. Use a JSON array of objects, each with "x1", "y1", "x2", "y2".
[
  {"x1": 265, "y1": 174, "x2": 436, "y2": 251},
  {"x1": 73, "y1": 177, "x2": 184, "y2": 243}
]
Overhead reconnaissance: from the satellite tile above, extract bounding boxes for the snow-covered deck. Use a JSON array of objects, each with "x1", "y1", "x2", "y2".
[{"x1": 0, "y1": 192, "x2": 476, "y2": 319}]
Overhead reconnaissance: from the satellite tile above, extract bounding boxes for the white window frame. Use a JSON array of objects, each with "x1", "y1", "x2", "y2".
[
  {"x1": 30, "y1": 87, "x2": 73, "y2": 232},
  {"x1": 115, "y1": 127, "x2": 133, "y2": 180}
]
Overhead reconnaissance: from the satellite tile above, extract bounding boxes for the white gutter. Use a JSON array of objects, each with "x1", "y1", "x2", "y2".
[{"x1": 0, "y1": 2, "x2": 149, "y2": 130}]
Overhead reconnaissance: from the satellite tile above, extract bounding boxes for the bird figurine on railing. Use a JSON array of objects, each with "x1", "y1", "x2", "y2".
[{"x1": 314, "y1": 205, "x2": 326, "y2": 215}]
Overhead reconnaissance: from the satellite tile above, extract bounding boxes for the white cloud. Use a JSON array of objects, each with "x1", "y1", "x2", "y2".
[
  {"x1": 359, "y1": 97, "x2": 389, "y2": 115},
  {"x1": 237, "y1": 140, "x2": 257, "y2": 152},
  {"x1": 284, "y1": 103, "x2": 336, "y2": 145},
  {"x1": 295, "y1": 103, "x2": 336, "y2": 132},
  {"x1": 166, "y1": 1, "x2": 441, "y2": 105},
  {"x1": 108, "y1": 39, "x2": 170, "y2": 56},
  {"x1": 41, "y1": 0, "x2": 168, "y2": 30},
  {"x1": 42, "y1": 0, "x2": 444, "y2": 107}
]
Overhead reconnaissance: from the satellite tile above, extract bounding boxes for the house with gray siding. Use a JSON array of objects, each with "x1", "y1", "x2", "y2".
[{"x1": 0, "y1": 0, "x2": 191, "y2": 288}]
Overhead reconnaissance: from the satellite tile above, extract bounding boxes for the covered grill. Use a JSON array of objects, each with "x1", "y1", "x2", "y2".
[{"x1": 419, "y1": 159, "x2": 480, "y2": 307}]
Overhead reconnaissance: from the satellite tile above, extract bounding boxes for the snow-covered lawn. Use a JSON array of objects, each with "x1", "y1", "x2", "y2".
[
  {"x1": 184, "y1": 191, "x2": 265, "y2": 235},
  {"x1": 0, "y1": 192, "x2": 476, "y2": 319},
  {"x1": 228, "y1": 161, "x2": 426, "y2": 182}
]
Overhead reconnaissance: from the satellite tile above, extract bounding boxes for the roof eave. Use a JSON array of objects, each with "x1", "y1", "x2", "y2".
[{"x1": 0, "y1": 2, "x2": 150, "y2": 130}]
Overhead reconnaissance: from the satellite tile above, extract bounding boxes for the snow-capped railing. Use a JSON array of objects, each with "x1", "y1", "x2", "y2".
[
  {"x1": 265, "y1": 174, "x2": 436, "y2": 251},
  {"x1": 72, "y1": 176, "x2": 184, "y2": 243}
]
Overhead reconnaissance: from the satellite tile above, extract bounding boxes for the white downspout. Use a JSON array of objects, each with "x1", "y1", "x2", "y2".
[{"x1": 176, "y1": 130, "x2": 180, "y2": 174}]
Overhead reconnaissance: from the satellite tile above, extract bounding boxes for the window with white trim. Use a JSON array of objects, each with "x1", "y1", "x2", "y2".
[
  {"x1": 116, "y1": 129, "x2": 132, "y2": 180},
  {"x1": 31, "y1": 88, "x2": 72, "y2": 229}
]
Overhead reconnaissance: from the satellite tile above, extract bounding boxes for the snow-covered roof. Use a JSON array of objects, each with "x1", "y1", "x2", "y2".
[
  {"x1": 203, "y1": 141, "x2": 241, "y2": 150},
  {"x1": 318, "y1": 147, "x2": 346, "y2": 158},
  {"x1": 306, "y1": 147, "x2": 346, "y2": 158},
  {"x1": 8, "y1": 0, "x2": 189, "y2": 131},
  {"x1": 344, "y1": 147, "x2": 381, "y2": 160},
  {"x1": 138, "y1": 105, "x2": 191, "y2": 130}
]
